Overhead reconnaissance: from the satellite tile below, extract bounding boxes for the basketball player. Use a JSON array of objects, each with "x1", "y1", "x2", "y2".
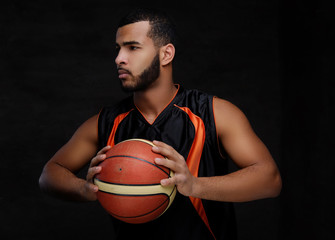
[{"x1": 39, "y1": 8, "x2": 281, "y2": 240}]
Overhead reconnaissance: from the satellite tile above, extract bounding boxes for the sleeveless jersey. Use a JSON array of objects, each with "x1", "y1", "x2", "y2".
[{"x1": 98, "y1": 85, "x2": 237, "y2": 240}]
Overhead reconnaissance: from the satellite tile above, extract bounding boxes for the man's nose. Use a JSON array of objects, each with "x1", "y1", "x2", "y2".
[{"x1": 115, "y1": 50, "x2": 128, "y2": 65}]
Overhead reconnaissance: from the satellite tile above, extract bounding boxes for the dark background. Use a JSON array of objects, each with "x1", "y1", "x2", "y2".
[{"x1": 1, "y1": 0, "x2": 334, "y2": 239}]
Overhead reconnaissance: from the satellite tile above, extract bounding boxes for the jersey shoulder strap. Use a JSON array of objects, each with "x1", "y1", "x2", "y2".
[{"x1": 97, "y1": 96, "x2": 133, "y2": 148}]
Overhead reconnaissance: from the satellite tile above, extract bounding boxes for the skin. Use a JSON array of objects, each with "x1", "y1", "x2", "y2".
[
  {"x1": 116, "y1": 22, "x2": 161, "y2": 93},
  {"x1": 39, "y1": 21, "x2": 282, "y2": 202}
]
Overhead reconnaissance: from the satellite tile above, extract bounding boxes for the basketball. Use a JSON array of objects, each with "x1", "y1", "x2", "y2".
[{"x1": 94, "y1": 139, "x2": 176, "y2": 224}]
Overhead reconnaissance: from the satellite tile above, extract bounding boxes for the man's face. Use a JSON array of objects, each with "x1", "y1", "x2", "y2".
[{"x1": 115, "y1": 21, "x2": 160, "y2": 92}]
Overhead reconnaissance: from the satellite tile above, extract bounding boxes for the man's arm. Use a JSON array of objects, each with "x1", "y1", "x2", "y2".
[
  {"x1": 153, "y1": 97, "x2": 281, "y2": 202},
  {"x1": 39, "y1": 115, "x2": 110, "y2": 201}
]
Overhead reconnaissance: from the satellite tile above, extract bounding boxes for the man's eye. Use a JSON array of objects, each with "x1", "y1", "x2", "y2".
[{"x1": 130, "y1": 46, "x2": 139, "y2": 50}]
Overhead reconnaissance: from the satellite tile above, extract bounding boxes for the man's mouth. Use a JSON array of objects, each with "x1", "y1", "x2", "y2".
[{"x1": 117, "y1": 68, "x2": 131, "y2": 79}]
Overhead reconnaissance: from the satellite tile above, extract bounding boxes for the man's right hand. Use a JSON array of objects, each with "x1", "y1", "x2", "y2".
[{"x1": 83, "y1": 145, "x2": 112, "y2": 201}]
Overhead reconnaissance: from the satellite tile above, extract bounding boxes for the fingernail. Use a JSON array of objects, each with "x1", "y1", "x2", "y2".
[
  {"x1": 161, "y1": 179, "x2": 168, "y2": 186},
  {"x1": 93, "y1": 185, "x2": 99, "y2": 192},
  {"x1": 152, "y1": 146, "x2": 159, "y2": 151}
]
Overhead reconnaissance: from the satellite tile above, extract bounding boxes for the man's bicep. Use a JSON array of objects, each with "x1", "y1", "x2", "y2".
[
  {"x1": 49, "y1": 115, "x2": 100, "y2": 173},
  {"x1": 214, "y1": 98, "x2": 274, "y2": 168}
]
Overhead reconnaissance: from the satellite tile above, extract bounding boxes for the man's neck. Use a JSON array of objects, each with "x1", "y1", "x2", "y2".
[{"x1": 133, "y1": 80, "x2": 177, "y2": 124}]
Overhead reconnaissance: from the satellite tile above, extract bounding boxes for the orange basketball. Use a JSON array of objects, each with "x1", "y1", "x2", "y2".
[{"x1": 94, "y1": 139, "x2": 176, "y2": 224}]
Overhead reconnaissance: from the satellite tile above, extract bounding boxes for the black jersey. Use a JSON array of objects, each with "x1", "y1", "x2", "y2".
[{"x1": 98, "y1": 85, "x2": 237, "y2": 240}]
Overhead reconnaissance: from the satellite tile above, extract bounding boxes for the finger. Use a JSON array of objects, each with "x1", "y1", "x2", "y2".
[
  {"x1": 86, "y1": 181, "x2": 99, "y2": 193},
  {"x1": 160, "y1": 177, "x2": 175, "y2": 187},
  {"x1": 91, "y1": 145, "x2": 112, "y2": 167},
  {"x1": 152, "y1": 140, "x2": 174, "y2": 156},
  {"x1": 152, "y1": 140, "x2": 170, "y2": 149},
  {"x1": 154, "y1": 157, "x2": 177, "y2": 171},
  {"x1": 86, "y1": 166, "x2": 102, "y2": 182},
  {"x1": 82, "y1": 182, "x2": 98, "y2": 201},
  {"x1": 89, "y1": 153, "x2": 107, "y2": 168},
  {"x1": 152, "y1": 140, "x2": 183, "y2": 162},
  {"x1": 97, "y1": 145, "x2": 111, "y2": 155}
]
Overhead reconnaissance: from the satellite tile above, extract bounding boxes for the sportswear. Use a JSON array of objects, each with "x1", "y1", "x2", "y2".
[{"x1": 98, "y1": 85, "x2": 237, "y2": 240}]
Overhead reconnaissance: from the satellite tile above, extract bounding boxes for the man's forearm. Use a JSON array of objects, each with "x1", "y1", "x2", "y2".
[
  {"x1": 191, "y1": 163, "x2": 282, "y2": 202},
  {"x1": 39, "y1": 162, "x2": 93, "y2": 202}
]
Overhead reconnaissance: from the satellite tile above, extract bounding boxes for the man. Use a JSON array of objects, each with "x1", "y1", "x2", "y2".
[{"x1": 39, "y1": 8, "x2": 281, "y2": 240}]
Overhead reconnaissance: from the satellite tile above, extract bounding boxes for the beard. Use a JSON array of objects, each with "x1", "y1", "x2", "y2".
[{"x1": 120, "y1": 53, "x2": 160, "y2": 93}]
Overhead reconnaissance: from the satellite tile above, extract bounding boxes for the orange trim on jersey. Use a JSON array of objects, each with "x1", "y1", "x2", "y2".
[
  {"x1": 107, "y1": 109, "x2": 134, "y2": 147},
  {"x1": 97, "y1": 108, "x2": 104, "y2": 140},
  {"x1": 174, "y1": 104, "x2": 216, "y2": 240},
  {"x1": 135, "y1": 84, "x2": 180, "y2": 125}
]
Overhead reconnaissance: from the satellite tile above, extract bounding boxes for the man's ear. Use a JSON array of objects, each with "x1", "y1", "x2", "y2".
[{"x1": 160, "y1": 43, "x2": 175, "y2": 66}]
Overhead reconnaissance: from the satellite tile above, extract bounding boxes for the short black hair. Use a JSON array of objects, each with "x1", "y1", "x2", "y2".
[{"x1": 118, "y1": 8, "x2": 177, "y2": 48}]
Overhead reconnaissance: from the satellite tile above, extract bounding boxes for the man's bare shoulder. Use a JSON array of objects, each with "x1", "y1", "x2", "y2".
[
  {"x1": 213, "y1": 97, "x2": 247, "y2": 120},
  {"x1": 75, "y1": 114, "x2": 99, "y2": 140},
  {"x1": 213, "y1": 97, "x2": 252, "y2": 136}
]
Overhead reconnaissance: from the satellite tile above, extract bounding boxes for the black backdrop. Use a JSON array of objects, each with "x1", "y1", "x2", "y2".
[{"x1": 1, "y1": 0, "x2": 333, "y2": 239}]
